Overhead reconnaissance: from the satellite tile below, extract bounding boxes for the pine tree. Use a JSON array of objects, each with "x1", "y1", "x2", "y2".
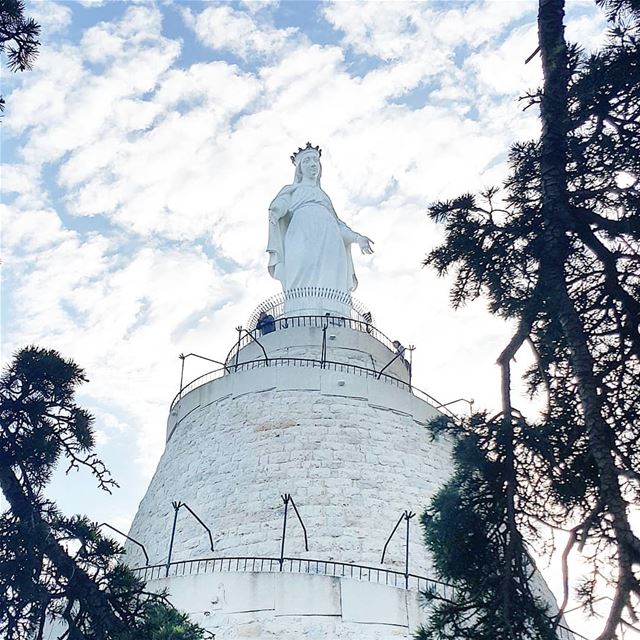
[
  {"x1": 418, "y1": 0, "x2": 639, "y2": 638},
  {"x1": 0, "y1": 347, "x2": 206, "y2": 640},
  {"x1": 0, "y1": 0, "x2": 40, "y2": 113}
]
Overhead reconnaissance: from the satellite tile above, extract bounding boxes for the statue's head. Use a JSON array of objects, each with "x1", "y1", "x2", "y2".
[{"x1": 291, "y1": 142, "x2": 322, "y2": 185}]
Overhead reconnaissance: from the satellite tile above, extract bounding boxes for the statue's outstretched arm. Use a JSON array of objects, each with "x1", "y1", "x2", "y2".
[{"x1": 331, "y1": 201, "x2": 374, "y2": 255}]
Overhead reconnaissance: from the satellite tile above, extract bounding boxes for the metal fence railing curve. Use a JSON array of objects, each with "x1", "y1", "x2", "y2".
[
  {"x1": 170, "y1": 356, "x2": 456, "y2": 420},
  {"x1": 225, "y1": 314, "x2": 397, "y2": 367},
  {"x1": 129, "y1": 555, "x2": 583, "y2": 639},
  {"x1": 246, "y1": 287, "x2": 373, "y2": 331},
  {"x1": 132, "y1": 554, "x2": 454, "y2": 597}
]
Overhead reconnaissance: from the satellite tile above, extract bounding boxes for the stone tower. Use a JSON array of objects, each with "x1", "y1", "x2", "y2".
[
  {"x1": 125, "y1": 146, "x2": 574, "y2": 639},
  {"x1": 125, "y1": 286, "x2": 459, "y2": 638}
]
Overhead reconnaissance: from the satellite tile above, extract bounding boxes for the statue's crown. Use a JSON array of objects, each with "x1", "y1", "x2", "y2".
[{"x1": 291, "y1": 142, "x2": 322, "y2": 165}]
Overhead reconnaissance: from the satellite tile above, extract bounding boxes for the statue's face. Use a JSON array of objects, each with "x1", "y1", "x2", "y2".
[{"x1": 299, "y1": 154, "x2": 320, "y2": 180}]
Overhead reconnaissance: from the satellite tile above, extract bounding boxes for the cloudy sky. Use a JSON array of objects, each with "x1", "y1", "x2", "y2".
[{"x1": 1, "y1": 0, "x2": 616, "y2": 636}]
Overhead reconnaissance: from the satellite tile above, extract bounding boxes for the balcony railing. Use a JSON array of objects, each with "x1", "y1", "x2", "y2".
[
  {"x1": 246, "y1": 287, "x2": 373, "y2": 331},
  {"x1": 133, "y1": 554, "x2": 452, "y2": 596},
  {"x1": 130, "y1": 555, "x2": 581, "y2": 639},
  {"x1": 171, "y1": 356, "x2": 454, "y2": 419},
  {"x1": 225, "y1": 314, "x2": 396, "y2": 365}
]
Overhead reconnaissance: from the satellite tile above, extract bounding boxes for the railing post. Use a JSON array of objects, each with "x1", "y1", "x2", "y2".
[
  {"x1": 235, "y1": 326, "x2": 243, "y2": 369},
  {"x1": 166, "y1": 501, "x2": 181, "y2": 577},
  {"x1": 434, "y1": 398, "x2": 474, "y2": 416},
  {"x1": 180, "y1": 502, "x2": 215, "y2": 553},
  {"x1": 381, "y1": 509, "x2": 415, "y2": 589},
  {"x1": 288, "y1": 495, "x2": 309, "y2": 552},
  {"x1": 99, "y1": 522, "x2": 150, "y2": 566},
  {"x1": 408, "y1": 345, "x2": 415, "y2": 391},
  {"x1": 280, "y1": 494, "x2": 290, "y2": 571},
  {"x1": 239, "y1": 327, "x2": 269, "y2": 365},
  {"x1": 404, "y1": 510, "x2": 416, "y2": 588},
  {"x1": 321, "y1": 324, "x2": 328, "y2": 367},
  {"x1": 377, "y1": 352, "x2": 402, "y2": 380},
  {"x1": 178, "y1": 354, "x2": 186, "y2": 399},
  {"x1": 380, "y1": 513, "x2": 404, "y2": 564},
  {"x1": 165, "y1": 501, "x2": 215, "y2": 578}
]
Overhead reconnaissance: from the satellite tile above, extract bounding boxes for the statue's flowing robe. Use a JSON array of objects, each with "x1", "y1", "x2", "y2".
[{"x1": 267, "y1": 184, "x2": 359, "y2": 293}]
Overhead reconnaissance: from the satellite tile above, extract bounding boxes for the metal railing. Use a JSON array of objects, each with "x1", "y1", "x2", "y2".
[
  {"x1": 170, "y1": 356, "x2": 456, "y2": 420},
  {"x1": 165, "y1": 501, "x2": 215, "y2": 576},
  {"x1": 246, "y1": 287, "x2": 373, "y2": 330},
  {"x1": 380, "y1": 510, "x2": 416, "y2": 588},
  {"x1": 131, "y1": 554, "x2": 455, "y2": 598},
  {"x1": 225, "y1": 314, "x2": 397, "y2": 366},
  {"x1": 129, "y1": 554, "x2": 582, "y2": 639},
  {"x1": 279, "y1": 494, "x2": 308, "y2": 568}
]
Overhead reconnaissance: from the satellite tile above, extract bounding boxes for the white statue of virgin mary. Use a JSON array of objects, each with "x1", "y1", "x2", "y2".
[{"x1": 267, "y1": 143, "x2": 373, "y2": 294}]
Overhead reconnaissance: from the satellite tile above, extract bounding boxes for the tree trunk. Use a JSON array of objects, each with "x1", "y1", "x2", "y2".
[
  {"x1": 536, "y1": 1, "x2": 639, "y2": 637},
  {"x1": 0, "y1": 460, "x2": 127, "y2": 639}
]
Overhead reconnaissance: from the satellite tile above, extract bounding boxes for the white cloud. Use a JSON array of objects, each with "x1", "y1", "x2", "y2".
[
  {"x1": 2, "y1": 202, "x2": 251, "y2": 470},
  {"x1": 154, "y1": 61, "x2": 259, "y2": 110},
  {"x1": 467, "y1": 22, "x2": 542, "y2": 96},
  {"x1": 182, "y1": 4, "x2": 297, "y2": 60},
  {"x1": 323, "y1": 1, "x2": 534, "y2": 61},
  {"x1": 434, "y1": 1, "x2": 533, "y2": 48},
  {"x1": 94, "y1": 428, "x2": 110, "y2": 446},
  {"x1": 239, "y1": 0, "x2": 280, "y2": 14},
  {"x1": 82, "y1": 24, "x2": 128, "y2": 63},
  {"x1": 1, "y1": 164, "x2": 44, "y2": 208},
  {"x1": 565, "y1": 11, "x2": 609, "y2": 52},
  {"x1": 6, "y1": 5, "x2": 179, "y2": 168},
  {"x1": 323, "y1": 2, "x2": 425, "y2": 61},
  {"x1": 81, "y1": 4, "x2": 166, "y2": 59},
  {"x1": 1, "y1": 205, "x2": 71, "y2": 253},
  {"x1": 4, "y1": 44, "x2": 84, "y2": 137},
  {"x1": 27, "y1": 0, "x2": 71, "y2": 35}
]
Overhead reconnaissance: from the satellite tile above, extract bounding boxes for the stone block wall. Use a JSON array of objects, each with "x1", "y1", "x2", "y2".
[{"x1": 125, "y1": 349, "x2": 453, "y2": 579}]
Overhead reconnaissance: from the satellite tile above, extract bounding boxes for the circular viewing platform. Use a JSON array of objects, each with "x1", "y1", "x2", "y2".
[
  {"x1": 172, "y1": 317, "x2": 453, "y2": 421},
  {"x1": 172, "y1": 288, "x2": 452, "y2": 421}
]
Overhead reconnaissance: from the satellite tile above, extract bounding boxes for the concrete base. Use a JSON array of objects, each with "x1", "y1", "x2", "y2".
[{"x1": 150, "y1": 571, "x2": 425, "y2": 640}]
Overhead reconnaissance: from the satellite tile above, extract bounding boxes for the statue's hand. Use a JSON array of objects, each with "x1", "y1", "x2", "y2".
[{"x1": 357, "y1": 235, "x2": 374, "y2": 254}]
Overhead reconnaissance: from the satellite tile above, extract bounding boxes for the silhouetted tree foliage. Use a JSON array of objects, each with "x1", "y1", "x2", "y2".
[
  {"x1": 418, "y1": 1, "x2": 639, "y2": 639},
  {"x1": 0, "y1": 347, "x2": 206, "y2": 640},
  {"x1": 0, "y1": 0, "x2": 40, "y2": 113},
  {"x1": 419, "y1": 414, "x2": 560, "y2": 640}
]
